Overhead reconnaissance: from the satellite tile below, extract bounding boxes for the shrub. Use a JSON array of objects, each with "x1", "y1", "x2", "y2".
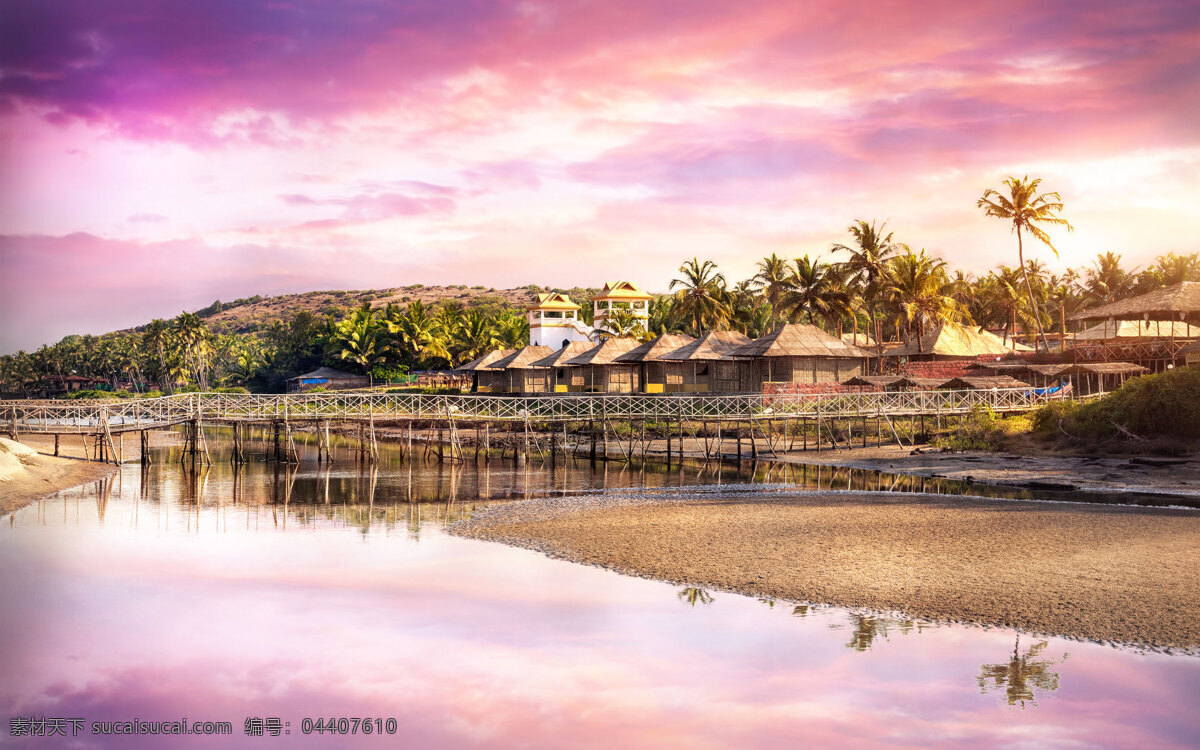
[
  {"x1": 932, "y1": 404, "x2": 1028, "y2": 452},
  {"x1": 1034, "y1": 365, "x2": 1200, "y2": 443}
]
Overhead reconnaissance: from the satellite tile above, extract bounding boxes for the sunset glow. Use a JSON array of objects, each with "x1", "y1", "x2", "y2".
[{"x1": 2, "y1": 0, "x2": 1198, "y2": 351}]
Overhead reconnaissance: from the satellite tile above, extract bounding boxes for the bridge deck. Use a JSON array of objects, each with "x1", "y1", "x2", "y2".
[{"x1": 2, "y1": 389, "x2": 1073, "y2": 435}]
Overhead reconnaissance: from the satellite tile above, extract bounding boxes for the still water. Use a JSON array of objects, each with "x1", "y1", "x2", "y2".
[{"x1": 2, "y1": 441, "x2": 1198, "y2": 749}]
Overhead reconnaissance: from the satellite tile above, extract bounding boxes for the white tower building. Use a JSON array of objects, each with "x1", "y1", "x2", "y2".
[{"x1": 526, "y1": 293, "x2": 592, "y2": 348}]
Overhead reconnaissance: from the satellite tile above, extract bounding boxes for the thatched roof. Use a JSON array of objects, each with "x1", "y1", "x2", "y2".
[
  {"x1": 488, "y1": 345, "x2": 556, "y2": 370},
  {"x1": 840, "y1": 332, "x2": 879, "y2": 347},
  {"x1": 1070, "y1": 319, "x2": 1200, "y2": 341},
  {"x1": 939, "y1": 376, "x2": 1029, "y2": 389},
  {"x1": 1070, "y1": 282, "x2": 1200, "y2": 321},
  {"x1": 529, "y1": 341, "x2": 594, "y2": 368},
  {"x1": 727, "y1": 324, "x2": 870, "y2": 359},
  {"x1": 454, "y1": 349, "x2": 515, "y2": 372},
  {"x1": 966, "y1": 361, "x2": 1073, "y2": 377},
  {"x1": 658, "y1": 331, "x2": 751, "y2": 361},
  {"x1": 1066, "y1": 362, "x2": 1149, "y2": 376},
  {"x1": 1183, "y1": 340, "x2": 1200, "y2": 355},
  {"x1": 886, "y1": 324, "x2": 1031, "y2": 358},
  {"x1": 841, "y1": 375, "x2": 902, "y2": 387},
  {"x1": 613, "y1": 333, "x2": 695, "y2": 363},
  {"x1": 564, "y1": 337, "x2": 642, "y2": 366}
]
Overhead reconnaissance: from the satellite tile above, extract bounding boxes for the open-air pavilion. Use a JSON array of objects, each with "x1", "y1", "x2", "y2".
[{"x1": 1068, "y1": 281, "x2": 1200, "y2": 368}]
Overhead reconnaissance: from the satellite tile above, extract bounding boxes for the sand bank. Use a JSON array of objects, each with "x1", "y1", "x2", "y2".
[
  {"x1": 453, "y1": 487, "x2": 1200, "y2": 650},
  {"x1": 1, "y1": 436, "x2": 118, "y2": 515}
]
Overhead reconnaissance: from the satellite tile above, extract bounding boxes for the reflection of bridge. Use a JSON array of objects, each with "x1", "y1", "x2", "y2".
[
  {"x1": 4, "y1": 389, "x2": 1069, "y2": 434},
  {"x1": 2, "y1": 389, "x2": 1075, "y2": 466}
]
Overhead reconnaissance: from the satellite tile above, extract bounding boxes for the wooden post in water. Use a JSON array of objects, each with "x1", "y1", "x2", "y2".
[{"x1": 54, "y1": 434, "x2": 60, "y2": 457}]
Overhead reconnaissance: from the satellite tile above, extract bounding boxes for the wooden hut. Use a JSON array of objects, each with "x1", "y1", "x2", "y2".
[
  {"x1": 528, "y1": 342, "x2": 595, "y2": 392},
  {"x1": 1063, "y1": 362, "x2": 1148, "y2": 395},
  {"x1": 612, "y1": 333, "x2": 695, "y2": 393},
  {"x1": 488, "y1": 345, "x2": 555, "y2": 394},
  {"x1": 563, "y1": 338, "x2": 643, "y2": 393},
  {"x1": 727, "y1": 324, "x2": 869, "y2": 392},
  {"x1": 840, "y1": 375, "x2": 941, "y2": 391},
  {"x1": 1068, "y1": 319, "x2": 1200, "y2": 343},
  {"x1": 938, "y1": 375, "x2": 1029, "y2": 390},
  {"x1": 454, "y1": 349, "x2": 515, "y2": 393},
  {"x1": 286, "y1": 367, "x2": 371, "y2": 393},
  {"x1": 657, "y1": 331, "x2": 751, "y2": 393}
]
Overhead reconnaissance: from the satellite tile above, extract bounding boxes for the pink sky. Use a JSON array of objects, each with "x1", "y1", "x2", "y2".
[{"x1": 2, "y1": 0, "x2": 1199, "y2": 352}]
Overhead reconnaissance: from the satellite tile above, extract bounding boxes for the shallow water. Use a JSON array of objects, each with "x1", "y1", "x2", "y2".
[{"x1": 2, "y1": 444, "x2": 1199, "y2": 748}]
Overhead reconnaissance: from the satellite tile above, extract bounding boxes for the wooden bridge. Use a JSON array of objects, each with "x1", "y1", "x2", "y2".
[{"x1": 3, "y1": 388, "x2": 1068, "y2": 436}]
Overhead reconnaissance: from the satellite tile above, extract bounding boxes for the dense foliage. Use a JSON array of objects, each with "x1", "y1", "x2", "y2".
[
  {"x1": 2, "y1": 175, "x2": 1198, "y2": 395},
  {"x1": 1033, "y1": 366, "x2": 1200, "y2": 444}
]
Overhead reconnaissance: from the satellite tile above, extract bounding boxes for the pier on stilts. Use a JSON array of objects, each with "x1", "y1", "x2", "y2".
[{"x1": 0, "y1": 388, "x2": 1078, "y2": 468}]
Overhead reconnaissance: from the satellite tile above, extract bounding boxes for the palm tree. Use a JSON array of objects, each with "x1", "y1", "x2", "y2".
[
  {"x1": 978, "y1": 176, "x2": 1073, "y2": 351},
  {"x1": 333, "y1": 304, "x2": 386, "y2": 377},
  {"x1": 593, "y1": 307, "x2": 651, "y2": 341},
  {"x1": 647, "y1": 294, "x2": 684, "y2": 335},
  {"x1": 884, "y1": 247, "x2": 966, "y2": 350},
  {"x1": 1083, "y1": 251, "x2": 1132, "y2": 304},
  {"x1": 780, "y1": 255, "x2": 850, "y2": 331},
  {"x1": 752, "y1": 253, "x2": 792, "y2": 329},
  {"x1": 172, "y1": 312, "x2": 213, "y2": 388},
  {"x1": 452, "y1": 311, "x2": 500, "y2": 364},
  {"x1": 833, "y1": 219, "x2": 900, "y2": 345},
  {"x1": 977, "y1": 635, "x2": 1067, "y2": 708},
  {"x1": 493, "y1": 309, "x2": 529, "y2": 349},
  {"x1": 669, "y1": 257, "x2": 731, "y2": 335},
  {"x1": 386, "y1": 301, "x2": 449, "y2": 368},
  {"x1": 727, "y1": 280, "x2": 772, "y2": 337}
]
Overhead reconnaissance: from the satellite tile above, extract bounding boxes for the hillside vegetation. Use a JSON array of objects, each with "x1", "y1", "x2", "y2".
[{"x1": 190, "y1": 284, "x2": 602, "y2": 335}]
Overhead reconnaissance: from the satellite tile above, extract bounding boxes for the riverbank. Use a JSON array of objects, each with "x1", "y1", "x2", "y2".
[
  {"x1": 0, "y1": 437, "x2": 118, "y2": 515},
  {"x1": 452, "y1": 487, "x2": 1200, "y2": 651}
]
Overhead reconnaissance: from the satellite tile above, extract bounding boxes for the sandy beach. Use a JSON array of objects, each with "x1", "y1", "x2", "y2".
[
  {"x1": 0, "y1": 450, "x2": 117, "y2": 515},
  {"x1": 453, "y1": 487, "x2": 1200, "y2": 650}
]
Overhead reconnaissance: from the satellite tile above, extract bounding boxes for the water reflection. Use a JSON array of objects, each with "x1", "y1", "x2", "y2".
[
  {"x1": 3, "y1": 445, "x2": 1199, "y2": 748},
  {"x1": 978, "y1": 635, "x2": 1069, "y2": 708},
  {"x1": 678, "y1": 587, "x2": 715, "y2": 607},
  {"x1": 832, "y1": 614, "x2": 934, "y2": 652}
]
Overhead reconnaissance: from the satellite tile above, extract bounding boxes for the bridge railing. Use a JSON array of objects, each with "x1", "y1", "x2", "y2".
[{"x1": 2, "y1": 388, "x2": 1072, "y2": 433}]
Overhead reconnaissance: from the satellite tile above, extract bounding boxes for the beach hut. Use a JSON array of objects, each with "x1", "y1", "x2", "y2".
[
  {"x1": 1067, "y1": 319, "x2": 1200, "y2": 342},
  {"x1": 612, "y1": 333, "x2": 695, "y2": 393},
  {"x1": 657, "y1": 331, "x2": 752, "y2": 393},
  {"x1": 528, "y1": 342, "x2": 595, "y2": 392},
  {"x1": 840, "y1": 375, "x2": 941, "y2": 391},
  {"x1": 727, "y1": 324, "x2": 869, "y2": 392},
  {"x1": 563, "y1": 337, "x2": 643, "y2": 393},
  {"x1": 885, "y1": 323, "x2": 1031, "y2": 359},
  {"x1": 488, "y1": 345, "x2": 555, "y2": 394},
  {"x1": 286, "y1": 367, "x2": 371, "y2": 393},
  {"x1": 938, "y1": 375, "x2": 1030, "y2": 390},
  {"x1": 454, "y1": 349, "x2": 516, "y2": 393},
  {"x1": 1063, "y1": 362, "x2": 1148, "y2": 395}
]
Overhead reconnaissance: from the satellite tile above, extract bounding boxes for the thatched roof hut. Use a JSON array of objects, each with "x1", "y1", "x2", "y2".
[
  {"x1": 728, "y1": 324, "x2": 869, "y2": 390},
  {"x1": 456, "y1": 348, "x2": 516, "y2": 392},
  {"x1": 286, "y1": 367, "x2": 371, "y2": 393},
  {"x1": 651, "y1": 331, "x2": 751, "y2": 392},
  {"x1": 527, "y1": 341, "x2": 595, "y2": 392},
  {"x1": 939, "y1": 375, "x2": 1029, "y2": 390},
  {"x1": 613, "y1": 333, "x2": 695, "y2": 393},
  {"x1": 885, "y1": 324, "x2": 1031, "y2": 358},
  {"x1": 1068, "y1": 319, "x2": 1200, "y2": 341},
  {"x1": 488, "y1": 345, "x2": 555, "y2": 394},
  {"x1": 563, "y1": 337, "x2": 643, "y2": 393},
  {"x1": 1062, "y1": 362, "x2": 1149, "y2": 395},
  {"x1": 1069, "y1": 281, "x2": 1200, "y2": 322}
]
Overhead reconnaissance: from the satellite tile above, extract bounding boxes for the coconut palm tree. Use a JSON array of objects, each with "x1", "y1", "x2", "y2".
[
  {"x1": 978, "y1": 176, "x2": 1073, "y2": 351},
  {"x1": 780, "y1": 255, "x2": 850, "y2": 331},
  {"x1": 752, "y1": 253, "x2": 792, "y2": 329},
  {"x1": 333, "y1": 305, "x2": 386, "y2": 377},
  {"x1": 452, "y1": 311, "x2": 501, "y2": 364},
  {"x1": 172, "y1": 312, "x2": 213, "y2": 388},
  {"x1": 669, "y1": 257, "x2": 731, "y2": 335},
  {"x1": 593, "y1": 307, "x2": 651, "y2": 341},
  {"x1": 884, "y1": 247, "x2": 966, "y2": 351},
  {"x1": 647, "y1": 294, "x2": 685, "y2": 335},
  {"x1": 386, "y1": 301, "x2": 449, "y2": 368},
  {"x1": 833, "y1": 219, "x2": 900, "y2": 345}
]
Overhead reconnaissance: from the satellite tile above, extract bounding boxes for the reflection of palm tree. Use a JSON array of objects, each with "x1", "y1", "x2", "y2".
[
  {"x1": 678, "y1": 587, "x2": 714, "y2": 606},
  {"x1": 792, "y1": 605, "x2": 811, "y2": 618},
  {"x1": 977, "y1": 635, "x2": 1067, "y2": 708},
  {"x1": 838, "y1": 614, "x2": 928, "y2": 651}
]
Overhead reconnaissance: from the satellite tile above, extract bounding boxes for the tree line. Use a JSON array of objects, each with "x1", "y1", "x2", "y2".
[{"x1": 2, "y1": 177, "x2": 1197, "y2": 396}]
